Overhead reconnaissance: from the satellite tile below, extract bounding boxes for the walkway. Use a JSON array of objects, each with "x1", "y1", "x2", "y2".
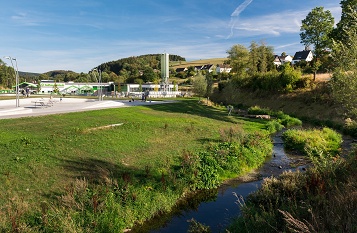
[{"x1": 0, "y1": 96, "x2": 170, "y2": 119}]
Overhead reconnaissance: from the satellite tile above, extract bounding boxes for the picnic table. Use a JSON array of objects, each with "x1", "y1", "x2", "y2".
[{"x1": 31, "y1": 98, "x2": 57, "y2": 108}]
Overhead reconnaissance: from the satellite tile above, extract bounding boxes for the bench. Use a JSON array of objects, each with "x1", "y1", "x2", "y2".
[
  {"x1": 31, "y1": 99, "x2": 46, "y2": 108},
  {"x1": 32, "y1": 98, "x2": 57, "y2": 108}
]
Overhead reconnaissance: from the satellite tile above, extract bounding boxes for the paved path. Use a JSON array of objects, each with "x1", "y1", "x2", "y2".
[{"x1": 0, "y1": 97, "x2": 170, "y2": 119}]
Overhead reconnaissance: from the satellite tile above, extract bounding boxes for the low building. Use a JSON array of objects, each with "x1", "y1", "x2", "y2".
[
  {"x1": 216, "y1": 64, "x2": 232, "y2": 73},
  {"x1": 38, "y1": 80, "x2": 180, "y2": 98}
]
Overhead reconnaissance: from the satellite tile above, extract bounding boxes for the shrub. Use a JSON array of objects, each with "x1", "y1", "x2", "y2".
[
  {"x1": 282, "y1": 127, "x2": 342, "y2": 157},
  {"x1": 227, "y1": 150, "x2": 357, "y2": 233},
  {"x1": 247, "y1": 106, "x2": 302, "y2": 128},
  {"x1": 178, "y1": 129, "x2": 273, "y2": 190},
  {"x1": 247, "y1": 106, "x2": 271, "y2": 115},
  {"x1": 265, "y1": 120, "x2": 284, "y2": 133}
]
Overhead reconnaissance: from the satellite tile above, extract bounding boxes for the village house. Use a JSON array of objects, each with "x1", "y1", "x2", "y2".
[
  {"x1": 175, "y1": 67, "x2": 187, "y2": 73},
  {"x1": 201, "y1": 64, "x2": 215, "y2": 73},
  {"x1": 273, "y1": 55, "x2": 293, "y2": 66},
  {"x1": 291, "y1": 50, "x2": 313, "y2": 64}
]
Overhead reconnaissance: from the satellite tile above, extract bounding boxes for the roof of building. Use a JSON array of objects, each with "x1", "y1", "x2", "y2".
[
  {"x1": 293, "y1": 50, "x2": 312, "y2": 60},
  {"x1": 201, "y1": 64, "x2": 214, "y2": 70},
  {"x1": 175, "y1": 67, "x2": 186, "y2": 72}
]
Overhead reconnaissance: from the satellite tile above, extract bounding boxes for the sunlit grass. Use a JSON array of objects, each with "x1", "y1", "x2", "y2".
[{"x1": 0, "y1": 99, "x2": 271, "y2": 231}]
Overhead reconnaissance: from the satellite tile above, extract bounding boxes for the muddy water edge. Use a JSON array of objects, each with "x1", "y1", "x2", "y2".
[{"x1": 130, "y1": 131, "x2": 310, "y2": 233}]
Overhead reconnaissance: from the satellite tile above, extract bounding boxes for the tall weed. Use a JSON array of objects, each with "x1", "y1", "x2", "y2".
[{"x1": 227, "y1": 141, "x2": 357, "y2": 233}]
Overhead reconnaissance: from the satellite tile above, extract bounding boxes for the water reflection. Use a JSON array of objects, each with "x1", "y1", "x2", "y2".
[{"x1": 150, "y1": 180, "x2": 262, "y2": 233}]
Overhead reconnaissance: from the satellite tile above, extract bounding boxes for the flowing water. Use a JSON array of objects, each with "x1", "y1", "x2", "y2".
[{"x1": 131, "y1": 132, "x2": 308, "y2": 233}]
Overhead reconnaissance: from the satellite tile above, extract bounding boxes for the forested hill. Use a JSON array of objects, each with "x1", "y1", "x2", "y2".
[{"x1": 97, "y1": 54, "x2": 185, "y2": 75}]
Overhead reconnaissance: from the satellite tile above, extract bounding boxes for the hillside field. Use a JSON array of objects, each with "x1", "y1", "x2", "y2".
[{"x1": 170, "y1": 58, "x2": 227, "y2": 68}]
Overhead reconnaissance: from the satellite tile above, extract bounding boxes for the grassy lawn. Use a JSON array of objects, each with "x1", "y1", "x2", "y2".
[{"x1": 0, "y1": 98, "x2": 271, "y2": 231}]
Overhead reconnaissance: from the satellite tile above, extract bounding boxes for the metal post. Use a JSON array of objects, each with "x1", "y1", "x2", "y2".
[
  {"x1": 91, "y1": 68, "x2": 102, "y2": 101},
  {"x1": 99, "y1": 69, "x2": 102, "y2": 101},
  {"x1": 14, "y1": 59, "x2": 20, "y2": 107}
]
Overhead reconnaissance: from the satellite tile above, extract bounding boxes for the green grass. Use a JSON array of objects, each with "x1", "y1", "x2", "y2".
[
  {"x1": 0, "y1": 98, "x2": 272, "y2": 232},
  {"x1": 282, "y1": 127, "x2": 342, "y2": 157}
]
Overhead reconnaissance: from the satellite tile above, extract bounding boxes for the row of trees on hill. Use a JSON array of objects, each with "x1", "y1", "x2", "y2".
[
  {"x1": 0, "y1": 54, "x2": 186, "y2": 89},
  {"x1": 98, "y1": 54, "x2": 185, "y2": 84},
  {"x1": 0, "y1": 59, "x2": 16, "y2": 89}
]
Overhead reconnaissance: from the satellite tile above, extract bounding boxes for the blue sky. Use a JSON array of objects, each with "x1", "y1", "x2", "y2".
[{"x1": 1, "y1": 0, "x2": 341, "y2": 73}]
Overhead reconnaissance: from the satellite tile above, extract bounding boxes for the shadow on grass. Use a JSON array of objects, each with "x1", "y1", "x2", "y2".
[
  {"x1": 145, "y1": 99, "x2": 238, "y2": 124},
  {"x1": 57, "y1": 156, "x2": 164, "y2": 185}
]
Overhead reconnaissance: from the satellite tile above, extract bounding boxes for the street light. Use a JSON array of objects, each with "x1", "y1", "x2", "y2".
[
  {"x1": 91, "y1": 68, "x2": 102, "y2": 101},
  {"x1": 4, "y1": 56, "x2": 20, "y2": 107}
]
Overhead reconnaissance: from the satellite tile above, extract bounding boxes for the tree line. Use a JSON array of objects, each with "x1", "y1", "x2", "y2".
[{"x1": 0, "y1": 54, "x2": 185, "y2": 90}]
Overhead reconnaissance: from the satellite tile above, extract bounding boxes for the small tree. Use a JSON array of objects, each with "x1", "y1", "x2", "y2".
[
  {"x1": 227, "y1": 44, "x2": 249, "y2": 77},
  {"x1": 300, "y1": 7, "x2": 334, "y2": 60},
  {"x1": 331, "y1": 0, "x2": 357, "y2": 44},
  {"x1": 205, "y1": 72, "x2": 214, "y2": 97},
  {"x1": 52, "y1": 81, "x2": 59, "y2": 94},
  {"x1": 192, "y1": 73, "x2": 207, "y2": 100},
  {"x1": 330, "y1": 27, "x2": 357, "y2": 118}
]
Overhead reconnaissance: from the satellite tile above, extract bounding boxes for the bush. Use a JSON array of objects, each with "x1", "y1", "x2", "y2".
[
  {"x1": 247, "y1": 106, "x2": 302, "y2": 128},
  {"x1": 265, "y1": 120, "x2": 284, "y2": 133},
  {"x1": 282, "y1": 127, "x2": 342, "y2": 157},
  {"x1": 178, "y1": 130, "x2": 272, "y2": 190},
  {"x1": 227, "y1": 150, "x2": 357, "y2": 233},
  {"x1": 247, "y1": 105, "x2": 271, "y2": 115}
]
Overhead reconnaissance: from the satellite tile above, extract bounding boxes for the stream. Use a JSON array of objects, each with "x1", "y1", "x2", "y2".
[{"x1": 131, "y1": 131, "x2": 308, "y2": 233}]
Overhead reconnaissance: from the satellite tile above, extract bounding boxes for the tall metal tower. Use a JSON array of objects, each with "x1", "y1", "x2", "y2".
[{"x1": 161, "y1": 53, "x2": 169, "y2": 92}]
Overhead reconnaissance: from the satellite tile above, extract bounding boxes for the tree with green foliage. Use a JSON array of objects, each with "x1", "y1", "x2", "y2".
[
  {"x1": 186, "y1": 66, "x2": 196, "y2": 77},
  {"x1": 192, "y1": 73, "x2": 207, "y2": 99},
  {"x1": 142, "y1": 66, "x2": 158, "y2": 83},
  {"x1": 300, "y1": 7, "x2": 334, "y2": 59},
  {"x1": 205, "y1": 71, "x2": 214, "y2": 97},
  {"x1": 246, "y1": 41, "x2": 274, "y2": 74},
  {"x1": 331, "y1": 0, "x2": 357, "y2": 44},
  {"x1": 257, "y1": 42, "x2": 274, "y2": 73},
  {"x1": 226, "y1": 44, "x2": 249, "y2": 77},
  {"x1": 279, "y1": 63, "x2": 301, "y2": 92},
  {"x1": 330, "y1": 27, "x2": 357, "y2": 118},
  {"x1": 52, "y1": 81, "x2": 59, "y2": 94},
  {"x1": 0, "y1": 63, "x2": 16, "y2": 89},
  {"x1": 101, "y1": 71, "x2": 110, "y2": 83},
  {"x1": 248, "y1": 41, "x2": 259, "y2": 75}
]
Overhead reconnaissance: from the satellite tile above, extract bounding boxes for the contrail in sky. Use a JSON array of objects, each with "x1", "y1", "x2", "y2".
[{"x1": 227, "y1": 0, "x2": 253, "y2": 39}]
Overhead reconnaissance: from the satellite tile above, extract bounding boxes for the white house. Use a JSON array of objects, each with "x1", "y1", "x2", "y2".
[
  {"x1": 274, "y1": 55, "x2": 293, "y2": 66},
  {"x1": 291, "y1": 50, "x2": 313, "y2": 64}
]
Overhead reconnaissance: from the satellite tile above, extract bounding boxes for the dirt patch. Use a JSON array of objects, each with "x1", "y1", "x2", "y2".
[
  {"x1": 84, "y1": 123, "x2": 123, "y2": 133},
  {"x1": 315, "y1": 73, "x2": 332, "y2": 82}
]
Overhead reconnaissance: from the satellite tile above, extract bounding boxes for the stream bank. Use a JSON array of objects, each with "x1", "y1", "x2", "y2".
[{"x1": 131, "y1": 131, "x2": 309, "y2": 233}]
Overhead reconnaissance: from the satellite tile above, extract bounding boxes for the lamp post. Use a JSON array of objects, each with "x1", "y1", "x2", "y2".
[
  {"x1": 4, "y1": 56, "x2": 20, "y2": 107},
  {"x1": 91, "y1": 68, "x2": 102, "y2": 101}
]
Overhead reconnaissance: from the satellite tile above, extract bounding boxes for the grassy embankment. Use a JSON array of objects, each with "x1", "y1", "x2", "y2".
[
  {"x1": 210, "y1": 73, "x2": 357, "y2": 136},
  {"x1": 0, "y1": 98, "x2": 277, "y2": 232}
]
